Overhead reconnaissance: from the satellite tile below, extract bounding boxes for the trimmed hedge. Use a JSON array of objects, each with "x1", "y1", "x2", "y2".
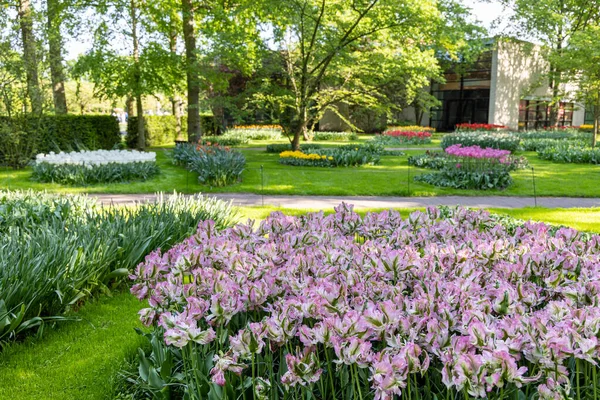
[
  {"x1": 0, "y1": 115, "x2": 121, "y2": 155},
  {"x1": 127, "y1": 115, "x2": 219, "y2": 148}
]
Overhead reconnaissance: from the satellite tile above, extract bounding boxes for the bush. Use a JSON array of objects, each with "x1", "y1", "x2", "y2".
[
  {"x1": 173, "y1": 143, "x2": 246, "y2": 186},
  {"x1": 441, "y1": 131, "x2": 520, "y2": 152},
  {"x1": 130, "y1": 205, "x2": 600, "y2": 399},
  {"x1": 537, "y1": 143, "x2": 600, "y2": 164},
  {"x1": 0, "y1": 190, "x2": 236, "y2": 341},
  {"x1": 0, "y1": 115, "x2": 121, "y2": 159},
  {"x1": 265, "y1": 143, "x2": 322, "y2": 153},
  {"x1": 415, "y1": 168, "x2": 513, "y2": 189},
  {"x1": 0, "y1": 123, "x2": 37, "y2": 168},
  {"x1": 127, "y1": 116, "x2": 185, "y2": 148},
  {"x1": 312, "y1": 131, "x2": 358, "y2": 141}
]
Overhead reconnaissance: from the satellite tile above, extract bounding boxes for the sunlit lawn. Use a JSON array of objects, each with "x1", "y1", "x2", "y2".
[{"x1": 1, "y1": 143, "x2": 599, "y2": 197}]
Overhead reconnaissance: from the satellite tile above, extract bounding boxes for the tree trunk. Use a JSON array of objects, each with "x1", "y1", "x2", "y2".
[
  {"x1": 47, "y1": 0, "x2": 68, "y2": 114},
  {"x1": 131, "y1": 0, "x2": 145, "y2": 150},
  {"x1": 126, "y1": 97, "x2": 134, "y2": 116},
  {"x1": 594, "y1": 93, "x2": 599, "y2": 148},
  {"x1": 182, "y1": 0, "x2": 201, "y2": 142},
  {"x1": 168, "y1": 18, "x2": 183, "y2": 140},
  {"x1": 17, "y1": 0, "x2": 43, "y2": 115}
]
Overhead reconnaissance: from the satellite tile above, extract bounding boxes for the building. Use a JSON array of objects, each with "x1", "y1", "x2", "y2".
[{"x1": 407, "y1": 37, "x2": 588, "y2": 131}]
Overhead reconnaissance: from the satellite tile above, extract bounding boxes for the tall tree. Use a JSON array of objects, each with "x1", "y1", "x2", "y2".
[
  {"x1": 554, "y1": 25, "x2": 600, "y2": 147},
  {"x1": 181, "y1": 0, "x2": 201, "y2": 142},
  {"x1": 47, "y1": 0, "x2": 68, "y2": 114},
  {"x1": 17, "y1": 0, "x2": 43, "y2": 114},
  {"x1": 498, "y1": 0, "x2": 600, "y2": 125},
  {"x1": 130, "y1": 0, "x2": 146, "y2": 149},
  {"x1": 259, "y1": 0, "x2": 476, "y2": 149}
]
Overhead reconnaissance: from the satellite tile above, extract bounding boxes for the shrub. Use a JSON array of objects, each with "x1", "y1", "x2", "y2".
[
  {"x1": 0, "y1": 190, "x2": 236, "y2": 341},
  {"x1": 0, "y1": 115, "x2": 120, "y2": 157},
  {"x1": 0, "y1": 123, "x2": 37, "y2": 169},
  {"x1": 127, "y1": 116, "x2": 186, "y2": 148},
  {"x1": 312, "y1": 131, "x2": 358, "y2": 141},
  {"x1": 537, "y1": 143, "x2": 600, "y2": 164},
  {"x1": 31, "y1": 150, "x2": 159, "y2": 185},
  {"x1": 173, "y1": 143, "x2": 246, "y2": 186},
  {"x1": 265, "y1": 143, "x2": 322, "y2": 153},
  {"x1": 130, "y1": 205, "x2": 600, "y2": 399},
  {"x1": 441, "y1": 131, "x2": 520, "y2": 152}
]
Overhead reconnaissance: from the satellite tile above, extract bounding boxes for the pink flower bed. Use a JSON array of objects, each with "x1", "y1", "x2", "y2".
[
  {"x1": 131, "y1": 205, "x2": 600, "y2": 399},
  {"x1": 445, "y1": 144, "x2": 511, "y2": 161}
]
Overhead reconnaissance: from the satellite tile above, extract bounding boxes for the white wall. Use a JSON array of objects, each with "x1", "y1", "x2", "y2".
[{"x1": 489, "y1": 39, "x2": 550, "y2": 130}]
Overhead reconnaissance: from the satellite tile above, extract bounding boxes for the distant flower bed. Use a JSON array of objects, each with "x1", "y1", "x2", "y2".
[
  {"x1": 374, "y1": 130, "x2": 432, "y2": 145},
  {"x1": 31, "y1": 150, "x2": 158, "y2": 185},
  {"x1": 385, "y1": 125, "x2": 435, "y2": 133},
  {"x1": 312, "y1": 131, "x2": 358, "y2": 141},
  {"x1": 441, "y1": 131, "x2": 520, "y2": 152},
  {"x1": 455, "y1": 123, "x2": 508, "y2": 131},
  {"x1": 202, "y1": 134, "x2": 250, "y2": 146},
  {"x1": 225, "y1": 128, "x2": 283, "y2": 141},
  {"x1": 131, "y1": 204, "x2": 600, "y2": 400},
  {"x1": 233, "y1": 124, "x2": 282, "y2": 131},
  {"x1": 538, "y1": 143, "x2": 600, "y2": 164},
  {"x1": 413, "y1": 145, "x2": 527, "y2": 190},
  {"x1": 266, "y1": 143, "x2": 322, "y2": 153},
  {"x1": 279, "y1": 145, "x2": 381, "y2": 167},
  {"x1": 173, "y1": 143, "x2": 245, "y2": 186}
]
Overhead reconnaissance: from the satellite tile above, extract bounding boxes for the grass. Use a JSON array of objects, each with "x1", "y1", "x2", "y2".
[
  {"x1": 2, "y1": 143, "x2": 599, "y2": 197},
  {"x1": 0, "y1": 291, "x2": 146, "y2": 400}
]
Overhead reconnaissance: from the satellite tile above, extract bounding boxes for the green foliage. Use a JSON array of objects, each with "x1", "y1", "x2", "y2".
[
  {"x1": 31, "y1": 161, "x2": 160, "y2": 185},
  {"x1": 415, "y1": 168, "x2": 513, "y2": 190},
  {"x1": 265, "y1": 143, "x2": 322, "y2": 153},
  {"x1": 441, "y1": 131, "x2": 520, "y2": 152},
  {"x1": 201, "y1": 135, "x2": 250, "y2": 146},
  {"x1": 408, "y1": 151, "x2": 448, "y2": 169},
  {"x1": 538, "y1": 143, "x2": 600, "y2": 164},
  {"x1": 0, "y1": 123, "x2": 36, "y2": 169},
  {"x1": 370, "y1": 134, "x2": 432, "y2": 146},
  {"x1": 225, "y1": 128, "x2": 283, "y2": 141},
  {"x1": 521, "y1": 138, "x2": 588, "y2": 151},
  {"x1": 409, "y1": 151, "x2": 529, "y2": 171},
  {"x1": 200, "y1": 114, "x2": 219, "y2": 136},
  {"x1": 0, "y1": 115, "x2": 121, "y2": 158},
  {"x1": 312, "y1": 131, "x2": 359, "y2": 141},
  {"x1": 127, "y1": 116, "x2": 187, "y2": 148},
  {"x1": 173, "y1": 143, "x2": 246, "y2": 186},
  {"x1": 0, "y1": 191, "x2": 236, "y2": 342},
  {"x1": 279, "y1": 145, "x2": 382, "y2": 167},
  {"x1": 516, "y1": 130, "x2": 590, "y2": 140}
]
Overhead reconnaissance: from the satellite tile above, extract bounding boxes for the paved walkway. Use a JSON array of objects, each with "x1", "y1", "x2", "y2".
[{"x1": 93, "y1": 193, "x2": 600, "y2": 209}]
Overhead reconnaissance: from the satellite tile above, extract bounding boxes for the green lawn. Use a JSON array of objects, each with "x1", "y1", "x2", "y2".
[
  {"x1": 0, "y1": 291, "x2": 146, "y2": 400},
  {"x1": 1, "y1": 144, "x2": 599, "y2": 197}
]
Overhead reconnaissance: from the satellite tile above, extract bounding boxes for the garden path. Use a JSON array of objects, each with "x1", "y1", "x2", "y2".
[{"x1": 93, "y1": 193, "x2": 600, "y2": 209}]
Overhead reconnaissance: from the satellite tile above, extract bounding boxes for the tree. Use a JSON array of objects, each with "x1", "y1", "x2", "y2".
[
  {"x1": 497, "y1": 0, "x2": 600, "y2": 125},
  {"x1": 181, "y1": 0, "x2": 201, "y2": 142},
  {"x1": 258, "y1": 0, "x2": 478, "y2": 149},
  {"x1": 555, "y1": 26, "x2": 600, "y2": 147},
  {"x1": 46, "y1": 0, "x2": 68, "y2": 114},
  {"x1": 17, "y1": 0, "x2": 43, "y2": 114}
]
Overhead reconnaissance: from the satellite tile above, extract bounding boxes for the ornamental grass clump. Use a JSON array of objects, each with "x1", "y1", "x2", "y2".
[
  {"x1": 173, "y1": 143, "x2": 246, "y2": 187},
  {"x1": 31, "y1": 150, "x2": 159, "y2": 185},
  {"x1": 131, "y1": 204, "x2": 600, "y2": 400}
]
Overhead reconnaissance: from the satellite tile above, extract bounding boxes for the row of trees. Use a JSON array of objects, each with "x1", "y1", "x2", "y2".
[{"x1": 1, "y1": 0, "x2": 483, "y2": 149}]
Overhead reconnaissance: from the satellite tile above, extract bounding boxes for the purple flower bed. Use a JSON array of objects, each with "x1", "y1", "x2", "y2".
[
  {"x1": 131, "y1": 204, "x2": 600, "y2": 399},
  {"x1": 445, "y1": 144, "x2": 512, "y2": 161}
]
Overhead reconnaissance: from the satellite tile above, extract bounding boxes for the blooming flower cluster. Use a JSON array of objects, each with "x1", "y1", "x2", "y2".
[
  {"x1": 232, "y1": 124, "x2": 282, "y2": 131},
  {"x1": 35, "y1": 149, "x2": 156, "y2": 166},
  {"x1": 455, "y1": 123, "x2": 508, "y2": 131},
  {"x1": 384, "y1": 130, "x2": 432, "y2": 138},
  {"x1": 279, "y1": 150, "x2": 331, "y2": 161},
  {"x1": 131, "y1": 204, "x2": 600, "y2": 399},
  {"x1": 445, "y1": 144, "x2": 511, "y2": 161},
  {"x1": 385, "y1": 126, "x2": 435, "y2": 133}
]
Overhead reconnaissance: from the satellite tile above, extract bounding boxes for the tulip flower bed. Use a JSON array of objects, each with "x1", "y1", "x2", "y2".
[
  {"x1": 455, "y1": 123, "x2": 508, "y2": 131},
  {"x1": 385, "y1": 125, "x2": 435, "y2": 133},
  {"x1": 31, "y1": 150, "x2": 159, "y2": 185},
  {"x1": 312, "y1": 131, "x2": 359, "y2": 141},
  {"x1": 413, "y1": 145, "x2": 527, "y2": 190},
  {"x1": 279, "y1": 145, "x2": 382, "y2": 167},
  {"x1": 373, "y1": 130, "x2": 432, "y2": 145},
  {"x1": 266, "y1": 143, "x2": 323, "y2": 153},
  {"x1": 538, "y1": 143, "x2": 600, "y2": 164},
  {"x1": 441, "y1": 132, "x2": 520, "y2": 152},
  {"x1": 173, "y1": 143, "x2": 246, "y2": 186},
  {"x1": 131, "y1": 204, "x2": 600, "y2": 400},
  {"x1": 224, "y1": 128, "x2": 283, "y2": 141}
]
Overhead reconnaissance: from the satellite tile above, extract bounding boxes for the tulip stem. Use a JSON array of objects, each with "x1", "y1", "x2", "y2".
[
  {"x1": 325, "y1": 348, "x2": 336, "y2": 400},
  {"x1": 593, "y1": 363, "x2": 598, "y2": 400},
  {"x1": 576, "y1": 359, "x2": 581, "y2": 400}
]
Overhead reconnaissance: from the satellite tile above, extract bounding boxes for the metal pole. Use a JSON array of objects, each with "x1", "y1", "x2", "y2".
[
  {"x1": 407, "y1": 162, "x2": 411, "y2": 196},
  {"x1": 260, "y1": 165, "x2": 264, "y2": 207},
  {"x1": 531, "y1": 167, "x2": 537, "y2": 207}
]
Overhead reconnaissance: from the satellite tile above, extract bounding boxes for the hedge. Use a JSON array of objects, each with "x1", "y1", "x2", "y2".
[
  {"x1": 127, "y1": 115, "x2": 219, "y2": 148},
  {"x1": 0, "y1": 115, "x2": 121, "y2": 154}
]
